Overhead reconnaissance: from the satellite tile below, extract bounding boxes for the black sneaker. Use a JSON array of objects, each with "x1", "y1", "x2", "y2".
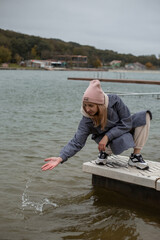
[
  {"x1": 95, "y1": 151, "x2": 108, "y2": 165},
  {"x1": 128, "y1": 153, "x2": 149, "y2": 170}
]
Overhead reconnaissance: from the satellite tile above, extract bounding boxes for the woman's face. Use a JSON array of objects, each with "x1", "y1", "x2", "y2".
[{"x1": 83, "y1": 102, "x2": 98, "y2": 116}]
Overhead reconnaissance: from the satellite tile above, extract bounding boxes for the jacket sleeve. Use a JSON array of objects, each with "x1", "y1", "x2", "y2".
[
  {"x1": 106, "y1": 96, "x2": 132, "y2": 141},
  {"x1": 59, "y1": 117, "x2": 91, "y2": 163}
]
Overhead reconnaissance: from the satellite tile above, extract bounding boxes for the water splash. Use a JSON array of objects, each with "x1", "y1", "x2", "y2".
[{"x1": 22, "y1": 179, "x2": 58, "y2": 213}]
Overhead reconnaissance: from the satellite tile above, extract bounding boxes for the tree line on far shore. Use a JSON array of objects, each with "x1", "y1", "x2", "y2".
[{"x1": 0, "y1": 28, "x2": 159, "y2": 69}]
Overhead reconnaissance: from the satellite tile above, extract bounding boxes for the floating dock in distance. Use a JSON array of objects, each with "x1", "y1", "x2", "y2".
[
  {"x1": 83, "y1": 156, "x2": 160, "y2": 208},
  {"x1": 68, "y1": 77, "x2": 160, "y2": 85}
]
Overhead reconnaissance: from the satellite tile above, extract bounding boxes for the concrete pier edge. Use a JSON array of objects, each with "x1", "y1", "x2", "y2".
[{"x1": 83, "y1": 157, "x2": 160, "y2": 209}]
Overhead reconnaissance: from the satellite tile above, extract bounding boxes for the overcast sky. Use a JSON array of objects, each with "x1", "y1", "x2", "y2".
[{"x1": 0, "y1": 0, "x2": 160, "y2": 57}]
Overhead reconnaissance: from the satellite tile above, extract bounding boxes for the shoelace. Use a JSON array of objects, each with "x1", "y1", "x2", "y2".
[{"x1": 132, "y1": 154, "x2": 145, "y2": 163}]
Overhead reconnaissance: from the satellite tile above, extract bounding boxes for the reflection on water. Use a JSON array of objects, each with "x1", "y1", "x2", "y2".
[
  {"x1": 0, "y1": 70, "x2": 160, "y2": 240},
  {"x1": 20, "y1": 183, "x2": 160, "y2": 240}
]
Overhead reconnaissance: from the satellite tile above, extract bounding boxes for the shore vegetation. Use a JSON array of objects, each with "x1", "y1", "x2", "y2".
[{"x1": 0, "y1": 28, "x2": 160, "y2": 69}]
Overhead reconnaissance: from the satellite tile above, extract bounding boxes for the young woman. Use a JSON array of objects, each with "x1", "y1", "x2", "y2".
[{"x1": 41, "y1": 80, "x2": 151, "y2": 171}]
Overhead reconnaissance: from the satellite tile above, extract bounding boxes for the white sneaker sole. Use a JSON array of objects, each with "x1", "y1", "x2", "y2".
[
  {"x1": 128, "y1": 159, "x2": 149, "y2": 170},
  {"x1": 95, "y1": 158, "x2": 107, "y2": 165}
]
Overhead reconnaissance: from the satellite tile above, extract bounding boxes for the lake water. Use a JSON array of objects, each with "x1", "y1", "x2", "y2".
[{"x1": 0, "y1": 70, "x2": 160, "y2": 240}]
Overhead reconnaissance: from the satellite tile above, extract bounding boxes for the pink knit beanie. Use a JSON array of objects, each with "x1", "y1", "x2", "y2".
[{"x1": 83, "y1": 80, "x2": 105, "y2": 104}]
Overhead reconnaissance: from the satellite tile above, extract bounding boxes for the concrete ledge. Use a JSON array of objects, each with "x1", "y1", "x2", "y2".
[
  {"x1": 83, "y1": 156, "x2": 160, "y2": 208},
  {"x1": 83, "y1": 155, "x2": 160, "y2": 191}
]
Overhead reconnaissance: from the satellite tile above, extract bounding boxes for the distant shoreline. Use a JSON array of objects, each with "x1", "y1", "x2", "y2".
[
  {"x1": 0, "y1": 67, "x2": 160, "y2": 74},
  {"x1": 108, "y1": 69, "x2": 160, "y2": 74}
]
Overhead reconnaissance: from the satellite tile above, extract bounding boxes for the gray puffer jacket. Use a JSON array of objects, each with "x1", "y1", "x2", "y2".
[{"x1": 59, "y1": 94, "x2": 151, "y2": 163}]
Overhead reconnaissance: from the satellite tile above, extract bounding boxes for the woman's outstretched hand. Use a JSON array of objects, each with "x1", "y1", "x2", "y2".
[{"x1": 41, "y1": 157, "x2": 62, "y2": 171}]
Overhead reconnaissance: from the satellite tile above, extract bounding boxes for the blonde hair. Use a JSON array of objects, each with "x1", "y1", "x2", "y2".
[{"x1": 90, "y1": 104, "x2": 107, "y2": 130}]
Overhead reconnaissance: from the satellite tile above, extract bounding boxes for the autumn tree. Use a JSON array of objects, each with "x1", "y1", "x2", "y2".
[
  {"x1": 89, "y1": 57, "x2": 102, "y2": 68},
  {"x1": 0, "y1": 46, "x2": 11, "y2": 63},
  {"x1": 94, "y1": 58, "x2": 102, "y2": 68},
  {"x1": 14, "y1": 53, "x2": 22, "y2": 63},
  {"x1": 145, "y1": 62, "x2": 155, "y2": 70},
  {"x1": 31, "y1": 45, "x2": 38, "y2": 59}
]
